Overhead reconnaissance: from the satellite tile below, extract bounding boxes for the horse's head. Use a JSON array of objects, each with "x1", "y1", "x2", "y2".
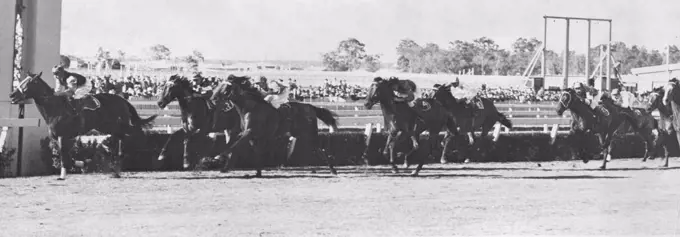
[
  {"x1": 556, "y1": 88, "x2": 580, "y2": 116},
  {"x1": 10, "y1": 72, "x2": 50, "y2": 104},
  {"x1": 364, "y1": 77, "x2": 393, "y2": 109},
  {"x1": 431, "y1": 83, "x2": 454, "y2": 106},
  {"x1": 662, "y1": 78, "x2": 680, "y2": 106},
  {"x1": 646, "y1": 86, "x2": 666, "y2": 113},
  {"x1": 157, "y1": 74, "x2": 192, "y2": 109}
]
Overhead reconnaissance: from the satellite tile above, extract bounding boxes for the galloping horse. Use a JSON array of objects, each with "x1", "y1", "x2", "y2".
[
  {"x1": 364, "y1": 77, "x2": 457, "y2": 176},
  {"x1": 432, "y1": 83, "x2": 513, "y2": 163},
  {"x1": 156, "y1": 75, "x2": 242, "y2": 170},
  {"x1": 9, "y1": 72, "x2": 157, "y2": 180},
  {"x1": 556, "y1": 88, "x2": 646, "y2": 169},
  {"x1": 210, "y1": 75, "x2": 340, "y2": 176},
  {"x1": 646, "y1": 86, "x2": 676, "y2": 167}
]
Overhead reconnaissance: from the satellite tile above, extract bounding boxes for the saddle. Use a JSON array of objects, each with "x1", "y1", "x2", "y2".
[{"x1": 69, "y1": 95, "x2": 101, "y2": 114}]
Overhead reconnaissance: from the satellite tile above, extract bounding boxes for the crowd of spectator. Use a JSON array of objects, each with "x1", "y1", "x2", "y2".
[{"x1": 82, "y1": 73, "x2": 566, "y2": 103}]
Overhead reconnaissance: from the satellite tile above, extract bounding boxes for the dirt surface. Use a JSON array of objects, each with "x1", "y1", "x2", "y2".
[{"x1": 2, "y1": 158, "x2": 680, "y2": 236}]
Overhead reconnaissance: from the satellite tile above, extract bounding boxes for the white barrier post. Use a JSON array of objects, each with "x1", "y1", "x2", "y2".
[
  {"x1": 550, "y1": 124, "x2": 559, "y2": 144},
  {"x1": 166, "y1": 125, "x2": 172, "y2": 134},
  {"x1": 0, "y1": 127, "x2": 8, "y2": 153},
  {"x1": 543, "y1": 124, "x2": 549, "y2": 133},
  {"x1": 503, "y1": 126, "x2": 510, "y2": 133},
  {"x1": 364, "y1": 123, "x2": 372, "y2": 137},
  {"x1": 492, "y1": 123, "x2": 502, "y2": 142},
  {"x1": 329, "y1": 126, "x2": 335, "y2": 133},
  {"x1": 375, "y1": 123, "x2": 382, "y2": 133}
]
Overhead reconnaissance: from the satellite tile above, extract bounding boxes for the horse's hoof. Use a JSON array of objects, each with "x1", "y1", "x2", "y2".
[
  {"x1": 56, "y1": 177, "x2": 65, "y2": 181},
  {"x1": 440, "y1": 159, "x2": 447, "y2": 164},
  {"x1": 158, "y1": 155, "x2": 165, "y2": 161},
  {"x1": 583, "y1": 159, "x2": 590, "y2": 164},
  {"x1": 403, "y1": 163, "x2": 410, "y2": 169},
  {"x1": 599, "y1": 166, "x2": 606, "y2": 170},
  {"x1": 410, "y1": 171, "x2": 419, "y2": 177},
  {"x1": 464, "y1": 159, "x2": 471, "y2": 163},
  {"x1": 111, "y1": 173, "x2": 121, "y2": 178}
]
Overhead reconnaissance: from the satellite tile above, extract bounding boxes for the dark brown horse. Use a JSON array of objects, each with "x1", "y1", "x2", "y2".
[
  {"x1": 156, "y1": 75, "x2": 242, "y2": 170},
  {"x1": 576, "y1": 84, "x2": 658, "y2": 164},
  {"x1": 9, "y1": 72, "x2": 157, "y2": 180},
  {"x1": 210, "y1": 75, "x2": 340, "y2": 176},
  {"x1": 646, "y1": 86, "x2": 675, "y2": 167},
  {"x1": 431, "y1": 83, "x2": 513, "y2": 163},
  {"x1": 364, "y1": 77, "x2": 457, "y2": 176},
  {"x1": 556, "y1": 88, "x2": 646, "y2": 169}
]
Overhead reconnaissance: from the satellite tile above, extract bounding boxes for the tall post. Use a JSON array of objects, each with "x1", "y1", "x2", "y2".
[
  {"x1": 667, "y1": 44, "x2": 671, "y2": 80},
  {"x1": 606, "y1": 20, "x2": 612, "y2": 90},
  {"x1": 542, "y1": 17, "x2": 547, "y2": 79},
  {"x1": 563, "y1": 19, "x2": 570, "y2": 89},
  {"x1": 585, "y1": 20, "x2": 591, "y2": 82}
]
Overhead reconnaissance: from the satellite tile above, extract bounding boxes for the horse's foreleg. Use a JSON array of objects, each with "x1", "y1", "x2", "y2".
[
  {"x1": 251, "y1": 139, "x2": 265, "y2": 177},
  {"x1": 182, "y1": 136, "x2": 192, "y2": 170},
  {"x1": 57, "y1": 137, "x2": 67, "y2": 181},
  {"x1": 599, "y1": 133, "x2": 613, "y2": 170},
  {"x1": 158, "y1": 129, "x2": 186, "y2": 161},
  {"x1": 218, "y1": 128, "x2": 254, "y2": 173},
  {"x1": 388, "y1": 131, "x2": 402, "y2": 174},
  {"x1": 110, "y1": 136, "x2": 123, "y2": 178},
  {"x1": 440, "y1": 131, "x2": 455, "y2": 164}
]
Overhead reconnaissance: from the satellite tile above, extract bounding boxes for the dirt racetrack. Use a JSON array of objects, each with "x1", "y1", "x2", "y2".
[{"x1": 2, "y1": 158, "x2": 680, "y2": 236}]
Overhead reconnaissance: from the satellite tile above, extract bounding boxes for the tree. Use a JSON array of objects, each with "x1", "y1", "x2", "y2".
[
  {"x1": 322, "y1": 38, "x2": 376, "y2": 72},
  {"x1": 192, "y1": 50, "x2": 205, "y2": 62},
  {"x1": 59, "y1": 55, "x2": 71, "y2": 68},
  {"x1": 364, "y1": 54, "x2": 382, "y2": 72},
  {"x1": 147, "y1": 44, "x2": 172, "y2": 60}
]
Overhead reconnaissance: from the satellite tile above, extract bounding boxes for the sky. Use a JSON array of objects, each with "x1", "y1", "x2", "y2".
[{"x1": 60, "y1": 0, "x2": 680, "y2": 62}]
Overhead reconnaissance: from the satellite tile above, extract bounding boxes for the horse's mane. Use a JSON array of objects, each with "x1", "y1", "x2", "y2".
[{"x1": 168, "y1": 74, "x2": 196, "y2": 94}]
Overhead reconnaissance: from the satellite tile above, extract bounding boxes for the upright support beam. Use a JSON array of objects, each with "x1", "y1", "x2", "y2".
[
  {"x1": 585, "y1": 20, "x2": 591, "y2": 82},
  {"x1": 542, "y1": 17, "x2": 547, "y2": 80},
  {"x1": 563, "y1": 19, "x2": 570, "y2": 89},
  {"x1": 606, "y1": 21, "x2": 612, "y2": 90}
]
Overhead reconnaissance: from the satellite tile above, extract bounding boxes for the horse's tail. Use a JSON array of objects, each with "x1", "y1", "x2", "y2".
[
  {"x1": 497, "y1": 112, "x2": 513, "y2": 129},
  {"x1": 126, "y1": 100, "x2": 158, "y2": 129},
  {"x1": 313, "y1": 106, "x2": 339, "y2": 129}
]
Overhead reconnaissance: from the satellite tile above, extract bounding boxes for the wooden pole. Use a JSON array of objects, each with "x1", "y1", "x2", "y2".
[
  {"x1": 563, "y1": 19, "x2": 570, "y2": 89},
  {"x1": 542, "y1": 17, "x2": 547, "y2": 79},
  {"x1": 606, "y1": 21, "x2": 612, "y2": 90},
  {"x1": 586, "y1": 20, "x2": 591, "y2": 82}
]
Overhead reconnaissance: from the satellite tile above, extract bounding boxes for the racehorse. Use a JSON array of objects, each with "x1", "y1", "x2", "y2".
[
  {"x1": 9, "y1": 72, "x2": 157, "y2": 180},
  {"x1": 156, "y1": 74, "x2": 242, "y2": 170},
  {"x1": 556, "y1": 88, "x2": 646, "y2": 169},
  {"x1": 431, "y1": 83, "x2": 513, "y2": 163},
  {"x1": 210, "y1": 75, "x2": 340, "y2": 176},
  {"x1": 646, "y1": 86, "x2": 676, "y2": 167},
  {"x1": 575, "y1": 84, "x2": 658, "y2": 164},
  {"x1": 364, "y1": 77, "x2": 457, "y2": 176}
]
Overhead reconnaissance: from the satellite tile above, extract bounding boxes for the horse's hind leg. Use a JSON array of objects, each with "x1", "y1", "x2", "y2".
[
  {"x1": 315, "y1": 147, "x2": 337, "y2": 175},
  {"x1": 388, "y1": 131, "x2": 402, "y2": 174},
  {"x1": 599, "y1": 133, "x2": 613, "y2": 170}
]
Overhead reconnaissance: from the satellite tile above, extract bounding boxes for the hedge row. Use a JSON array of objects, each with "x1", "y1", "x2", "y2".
[{"x1": 40, "y1": 130, "x2": 677, "y2": 174}]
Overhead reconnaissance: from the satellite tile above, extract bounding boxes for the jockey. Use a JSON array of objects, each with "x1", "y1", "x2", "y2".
[
  {"x1": 611, "y1": 85, "x2": 635, "y2": 110},
  {"x1": 390, "y1": 78, "x2": 418, "y2": 107},
  {"x1": 449, "y1": 77, "x2": 482, "y2": 114},
  {"x1": 264, "y1": 79, "x2": 290, "y2": 109},
  {"x1": 52, "y1": 65, "x2": 94, "y2": 114}
]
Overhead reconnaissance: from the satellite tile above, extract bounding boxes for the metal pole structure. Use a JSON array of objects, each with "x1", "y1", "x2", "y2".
[
  {"x1": 585, "y1": 20, "x2": 591, "y2": 82},
  {"x1": 542, "y1": 17, "x2": 547, "y2": 79},
  {"x1": 563, "y1": 19, "x2": 570, "y2": 89},
  {"x1": 606, "y1": 21, "x2": 612, "y2": 90}
]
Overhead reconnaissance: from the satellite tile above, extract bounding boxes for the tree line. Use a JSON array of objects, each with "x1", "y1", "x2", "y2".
[{"x1": 321, "y1": 37, "x2": 680, "y2": 76}]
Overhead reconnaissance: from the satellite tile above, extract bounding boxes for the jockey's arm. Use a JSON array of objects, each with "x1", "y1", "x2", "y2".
[{"x1": 54, "y1": 78, "x2": 67, "y2": 93}]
